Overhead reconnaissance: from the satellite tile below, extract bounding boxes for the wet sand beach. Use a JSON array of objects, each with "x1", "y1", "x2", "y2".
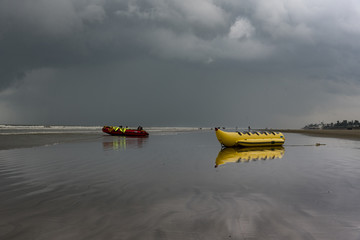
[
  {"x1": 1, "y1": 128, "x2": 360, "y2": 239},
  {"x1": 0, "y1": 133, "x2": 102, "y2": 150},
  {"x1": 275, "y1": 129, "x2": 360, "y2": 141}
]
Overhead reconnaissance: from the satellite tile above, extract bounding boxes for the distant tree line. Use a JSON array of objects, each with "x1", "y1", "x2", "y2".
[{"x1": 304, "y1": 120, "x2": 360, "y2": 130}]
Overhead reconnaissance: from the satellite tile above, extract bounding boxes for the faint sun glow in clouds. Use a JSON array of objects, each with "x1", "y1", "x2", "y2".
[{"x1": 229, "y1": 18, "x2": 255, "y2": 40}]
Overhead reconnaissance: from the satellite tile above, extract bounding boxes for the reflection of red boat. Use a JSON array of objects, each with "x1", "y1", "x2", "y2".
[{"x1": 102, "y1": 126, "x2": 149, "y2": 137}]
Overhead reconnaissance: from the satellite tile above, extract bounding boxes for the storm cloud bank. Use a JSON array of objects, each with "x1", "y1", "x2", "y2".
[{"x1": 1, "y1": 0, "x2": 360, "y2": 127}]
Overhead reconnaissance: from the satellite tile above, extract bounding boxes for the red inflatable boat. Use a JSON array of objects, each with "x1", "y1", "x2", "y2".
[{"x1": 102, "y1": 126, "x2": 149, "y2": 137}]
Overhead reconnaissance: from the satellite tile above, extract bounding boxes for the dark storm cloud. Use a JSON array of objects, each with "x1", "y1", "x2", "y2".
[{"x1": 1, "y1": 0, "x2": 360, "y2": 127}]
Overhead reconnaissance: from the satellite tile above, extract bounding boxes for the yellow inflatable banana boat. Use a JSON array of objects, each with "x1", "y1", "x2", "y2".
[
  {"x1": 215, "y1": 147, "x2": 285, "y2": 167},
  {"x1": 215, "y1": 128, "x2": 285, "y2": 147}
]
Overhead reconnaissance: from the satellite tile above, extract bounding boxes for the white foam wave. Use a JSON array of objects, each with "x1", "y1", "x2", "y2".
[
  {"x1": 146, "y1": 127, "x2": 205, "y2": 132},
  {"x1": 0, "y1": 125, "x2": 102, "y2": 130},
  {"x1": 0, "y1": 125, "x2": 102, "y2": 135}
]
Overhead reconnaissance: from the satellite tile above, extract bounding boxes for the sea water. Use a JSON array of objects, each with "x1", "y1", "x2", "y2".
[{"x1": 0, "y1": 127, "x2": 360, "y2": 239}]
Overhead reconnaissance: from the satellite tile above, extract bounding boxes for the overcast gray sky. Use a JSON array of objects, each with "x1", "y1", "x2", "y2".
[{"x1": 1, "y1": 0, "x2": 360, "y2": 128}]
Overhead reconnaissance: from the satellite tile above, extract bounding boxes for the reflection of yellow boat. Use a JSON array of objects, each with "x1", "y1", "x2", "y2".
[
  {"x1": 215, "y1": 147, "x2": 285, "y2": 167},
  {"x1": 215, "y1": 128, "x2": 285, "y2": 147}
]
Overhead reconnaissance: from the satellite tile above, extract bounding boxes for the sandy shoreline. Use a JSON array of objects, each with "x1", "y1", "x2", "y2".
[{"x1": 272, "y1": 129, "x2": 360, "y2": 141}]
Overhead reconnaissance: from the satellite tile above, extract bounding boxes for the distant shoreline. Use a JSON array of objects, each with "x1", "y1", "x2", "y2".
[{"x1": 271, "y1": 129, "x2": 360, "y2": 141}]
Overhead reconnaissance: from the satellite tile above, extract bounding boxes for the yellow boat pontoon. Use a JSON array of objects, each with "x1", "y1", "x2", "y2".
[
  {"x1": 215, "y1": 128, "x2": 285, "y2": 147},
  {"x1": 215, "y1": 147, "x2": 285, "y2": 167}
]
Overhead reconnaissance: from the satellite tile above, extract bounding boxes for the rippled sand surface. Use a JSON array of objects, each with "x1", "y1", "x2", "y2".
[{"x1": 1, "y1": 131, "x2": 360, "y2": 239}]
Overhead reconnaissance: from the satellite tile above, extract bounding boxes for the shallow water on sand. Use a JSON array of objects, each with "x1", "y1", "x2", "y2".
[{"x1": 1, "y1": 131, "x2": 360, "y2": 240}]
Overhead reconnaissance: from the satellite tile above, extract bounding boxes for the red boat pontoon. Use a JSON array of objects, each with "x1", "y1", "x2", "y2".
[{"x1": 102, "y1": 126, "x2": 149, "y2": 137}]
